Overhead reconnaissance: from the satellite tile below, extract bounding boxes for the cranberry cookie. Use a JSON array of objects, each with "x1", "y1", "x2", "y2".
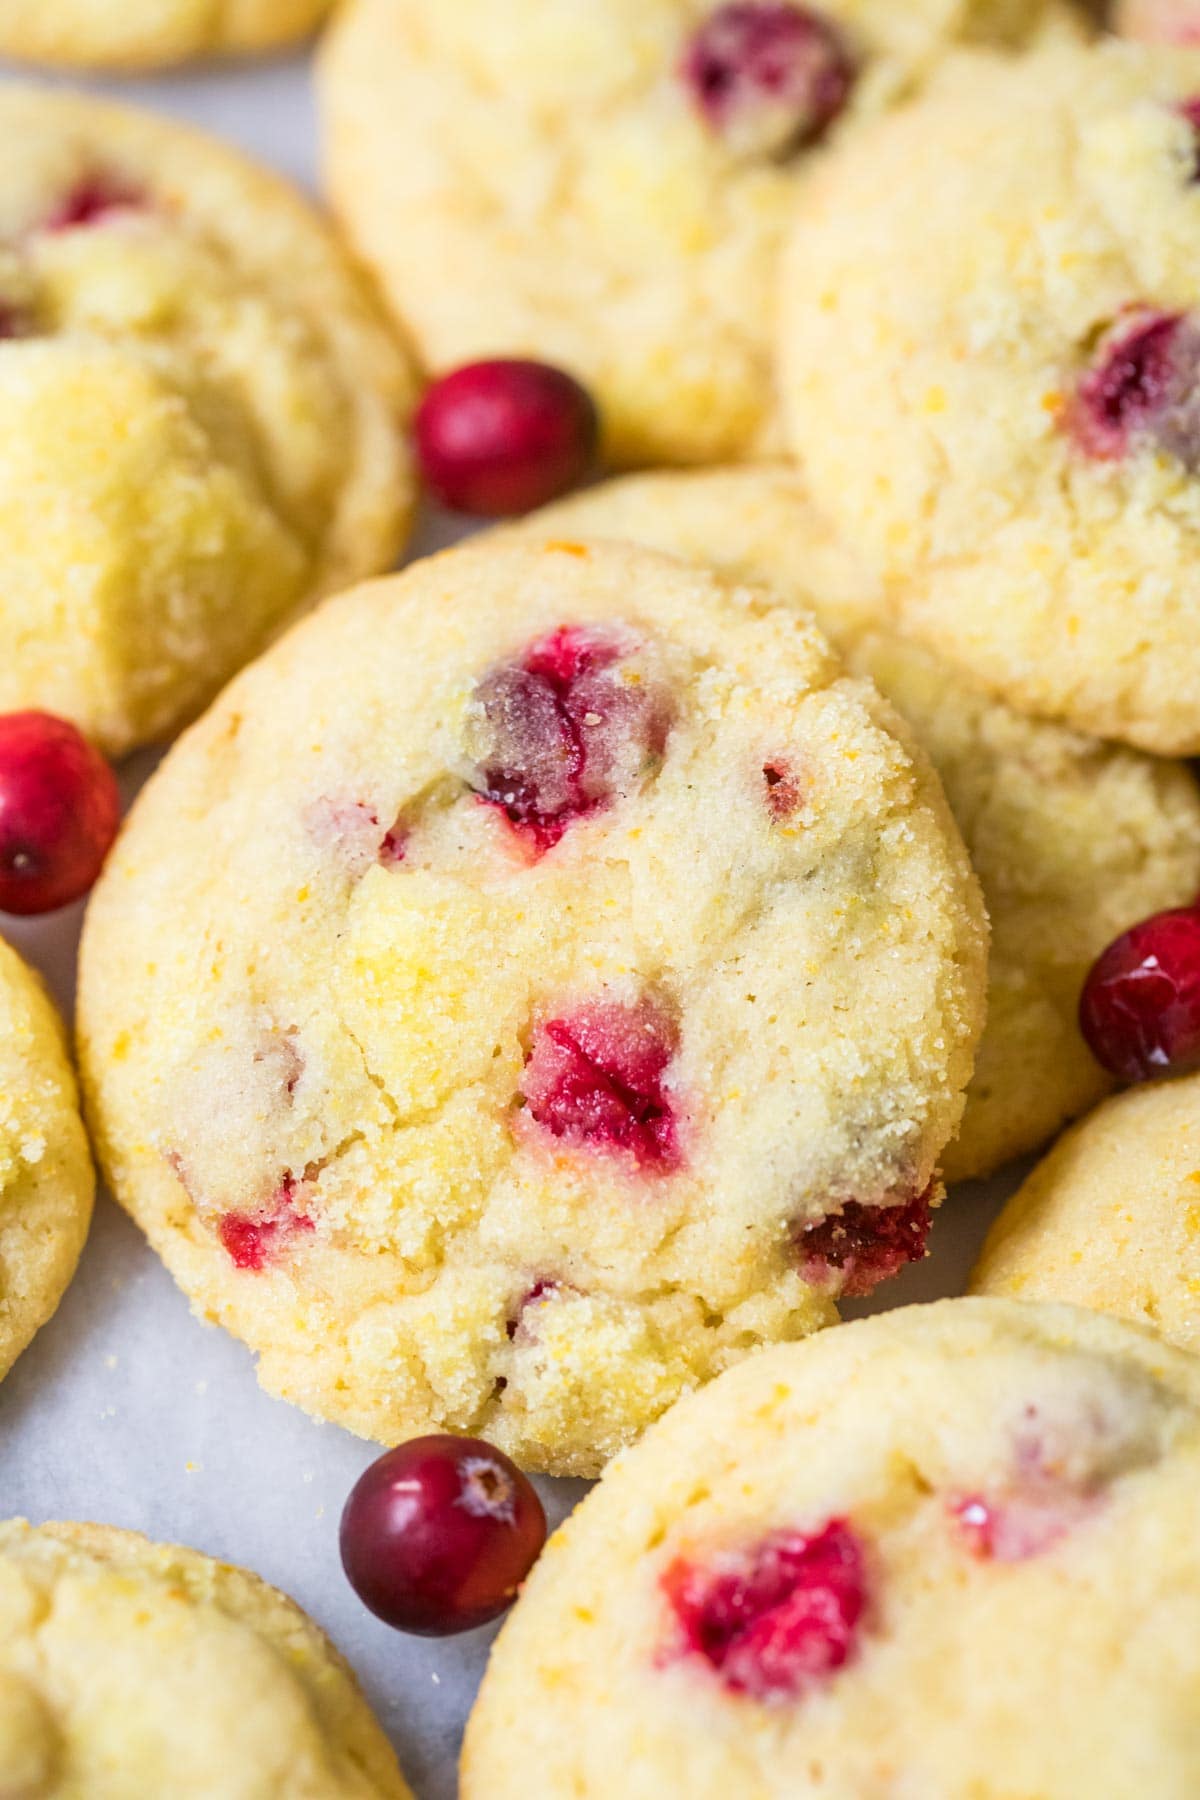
[
  {"x1": 0, "y1": 937, "x2": 92, "y2": 1385},
  {"x1": 464, "y1": 1298, "x2": 1200, "y2": 1798},
  {"x1": 780, "y1": 41, "x2": 1200, "y2": 754},
  {"x1": 318, "y1": 0, "x2": 1078, "y2": 469},
  {"x1": 0, "y1": 1520, "x2": 410, "y2": 1797},
  {"x1": 0, "y1": 86, "x2": 413, "y2": 758},
  {"x1": 514, "y1": 467, "x2": 1200, "y2": 1181},
  {"x1": 78, "y1": 539, "x2": 986, "y2": 1476},
  {"x1": 0, "y1": 0, "x2": 330, "y2": 69}
]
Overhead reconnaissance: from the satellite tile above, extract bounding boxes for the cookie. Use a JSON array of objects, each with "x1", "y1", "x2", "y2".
[
  {"x1": 463, "y1": 1297, "x2": 1200, "y2": 1799},
  {"x1": 780, "y1": 40, "x2": 1200, "y2": 755},
  {"x1": 0, "y1": 86, "x2": 414, "y2": 758},
  {"x1": 0, "y1": 937, "x2": 92, "y2": 1385},
  {"x1": 318, "y1": 0, "x2": 1078, "y2": 470},
  {"x1": 0, "y1": 1519, "x2": 410, "y2": 1797},
  {"x1": 1117, "y1": 0, "x2": 1200, "y2": 42},
  {"x1": 972, "y1": 1076, "x2": 1200, "y2": 1351},
  {"x1": 511, "y1": 467, "x2": 1200, "y2": 1181},
  {"x1": 77, "y1": 538, "x2": 987, "y2": 1477},
  {"x1": 0, "y1": 0, "x2": 330, "y2": 69}
]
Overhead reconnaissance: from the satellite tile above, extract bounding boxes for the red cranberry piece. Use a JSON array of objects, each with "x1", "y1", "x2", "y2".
[
  {"x1": 0, "y1": 711, "x2": 120, "y2": 916},
  {"x1": 680, "y1": 2, "x2": 854, "y2": 158},
  {"x1": 415, "y1": 359, "x2": 598, "y2": 516},
  {"x1": 43, "y1": 176, "x2": 145, "y2": 233},
  {"x1": 763, "y1": 760, "x2": 802, "y2": 819},
  {"x1": 663, "y1": 1519, "x2": 866, "y2": 1701},
  {"x1": 1071, "y1": 309, "x2": 1200, "y2": 467},
  {"x1": 340, "y1": 1435, "x2": 547, "y2": 1636},
  {"x1": 0, "y1": 304, "x2": 27, "y2": 340},
  {"x1": 797, "y1": 1186, "x2": 933, "y2": 1298},
  {"x1": 218, "y1": 1174, "x2": 314, "y2": 1272},
  {"x1": 522, "y1": 995, "x2": 680, "y2": 1171},
  {"x1": 1079, "y1": 905, "x2": 1200, "y2": 1082},
  {"x1": 469, "y1": 624, "x2": 671, "y2": 851}
]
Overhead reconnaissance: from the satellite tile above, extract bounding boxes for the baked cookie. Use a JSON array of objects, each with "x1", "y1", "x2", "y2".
[
  {"x1": 0, "y1": 1519, "x2": 410, "y2": 1797},
  {"x1": 78, "y1": 538, "x2": 987, "y2": 1477},
  {"x1": 780, "y1": 40, "x2": 1200, "y2": 755},
  {"x1": 0, "y1": 0, "x2": 330, "y2": 69},
  {"x1": 0, "y1": 86, "x2": 414, "y2": 759},
  {"x1": 972, "y1": 1076, "x2": 1200, "y2": 1351},
  {"x1": 318, "y1": 0, "x2": 1079, "y2": 470},
  {"x1": 0, "y1": 937, "x2": 92, "y2": 1385},
  {"x1": 463, "y1": 1298, "x2": 1200, "y2": 1799},
  {"x1": 512, "y1": 467, "x2": 1200, "y2": 1182}
]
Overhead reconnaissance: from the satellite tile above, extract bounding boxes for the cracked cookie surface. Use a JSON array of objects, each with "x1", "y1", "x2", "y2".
[
  {"x1": 514, "y1": 467, "x2": 1200, "y2": 1181},
  {"x1": 78, "y1": 538, "x2": 986, "y2": 1476},
  {"x1": 780, "y1": 41, "x2": 1200, "y2": 753},
  {"x1": 0, "y1": 0, "x2": 331, "y2": 69},
  {"x1": 318, "y1": 0, "x2": 1077, "y2": 469},
  {"x1": 0, "y1": 86, "x2": 414, "y2": 757},
  {"x1": 463, "y1": 1298, "x2": 1200, "y2": 1799},
  {"x1": 0, "y1": 938, "x2": 92, "y2": 1385},
  {"x1": 0, "y1": 1519, "x2": 410, "y2": 1798}
]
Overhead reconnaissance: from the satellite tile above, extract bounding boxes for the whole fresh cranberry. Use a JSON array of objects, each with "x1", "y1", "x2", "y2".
[
  {"x1": 1071, "y1": 309, "x2": 1200, "y2": 468},
  {"x1": 797, "y1": 1187, "x2": 934, "y2": 1298},
  {"x1": 680, "y1": 2, "x2": 854, "y2": 158},
  {"x1": 1079, "y1": 906, "x2": 1200, "y2": 1082},
  {"x1": 0, "y1": 712, "x2": 121, "y2": 915},
  {"x1": 340, "y1": 1436, "x2": 547, "y2": 1636},
  {"x1": 415, "y1": 359, "x2": 598, "y2": 515}
]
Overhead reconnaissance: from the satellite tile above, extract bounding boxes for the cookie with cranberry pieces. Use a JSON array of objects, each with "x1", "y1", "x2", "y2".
[
  {"x1": 78, "y1": 538, "x2": 986, "y2": 1476},
  {"x1": 463, "y1": 1297, "x2": 1200, "y2": 1798},
  {"x1": 0, "y1": 0, "x2": 330, "y2": 69},
  {"x1": 780, "y1": 40, "x2": 1200, "y2": 754},
  {"x1": 0, "y1": 937, "x2": 92, "y2": 1385},
  {"x1": 317, "y1": 0, "x2": 1079, "y2": 469},
  {"x1": 512, "y1": 466, "x2": 1200, "y2": 1181},
  {"x1": 0, "y1": 1519, "x2": 410, "y2": 1797},
  {"x1": 0, "y1": 86, "x2": 414, "y2": 758},
  {"x1": 972, "y1": 1075, "x2": 1200, "y2": 1352}
]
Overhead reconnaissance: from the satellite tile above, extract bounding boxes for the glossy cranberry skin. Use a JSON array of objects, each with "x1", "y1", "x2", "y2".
[
  {"x1": 1079, "y1": 906, "x2": 1200, "y2": 1082},
  {"x1": 340, "y1": 1436, "x2": 547, "y2": 1636},
  {"x1": 415, "y1": 359, "x2": 598, "y2": 515},
  {"x1": 0, "y1": 712, "x2": 121, "y2": 915}
]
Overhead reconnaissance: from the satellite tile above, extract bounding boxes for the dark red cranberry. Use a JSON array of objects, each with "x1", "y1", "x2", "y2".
[
  {"x1": 797, "y1": 1187, "x2": 933, "y2": 1298},
  {"x1": 43, "y1": 176, "x2": 146, "y2": 233},
  {"x1": 1071, "y1": 309, "x2": 1200, "y2": 467},
  {"x1": 680, "y1": 3, "x2": 854, "y2": 158},
  {"x1": 0, "y1": 712, "x2": 120, "y2": 916},
  {"x1": 1079, "y1": 905, "x2": 1200, "y2": 1082},
  {"x1": 522, "y1": 995, "x2": 680, "y2": 1170},
  {"x1": 218, "y1": 1174, "x2": 314, "y2": 1271},
  {"x1": 340, "y1": 1435, "x2": 547, "y2": 1636},
  {"x1": 415, "y1": 359, "x2": 598, "y2": 516},
  {"x1": 663, "y1": 1519, "x2": 866, "y2": 1701},
  {"x1": 469, "y1": 624, "x2": 672, "y2": 851}
]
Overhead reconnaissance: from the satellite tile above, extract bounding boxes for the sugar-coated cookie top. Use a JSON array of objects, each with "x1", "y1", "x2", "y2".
[
  {"x1": 79, "y1": 538, "x2": 986, "y2": 1475},
  {"x1": 515, "y1": 467, "x2": 1200, "y2": 1181},
  {"x1": 0, "y1": 0, "x2": 331, "y2": 70},
  {"x1": 780, "y1": 40, "x2": 1200, "y2": 753},
  {"x1": 0, "y1": 87, "x2": 413, "y2": 755},
  {"x1": 0, "y1": 938, "x2": 93, "y2": 1384},
  {"x1": 319, "y1": 0, "x2": 1077, "y2": 467},
  {"x1": 0, "y1": 1520, "x2": 410, "y2": 1798},
  {"x1": 463, "y1": 1298, "x2": 1200, "y2": 1799}
]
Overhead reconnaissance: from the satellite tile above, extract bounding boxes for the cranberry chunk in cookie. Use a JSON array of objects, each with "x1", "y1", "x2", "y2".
[{"x1": 680, "y1": 2, "x2": 855, "y2": 158}]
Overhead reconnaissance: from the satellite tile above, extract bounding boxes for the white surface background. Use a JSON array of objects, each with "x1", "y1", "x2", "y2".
[{"x1": 0, "y1": 44, "x2": 1024, "y2": 1797}]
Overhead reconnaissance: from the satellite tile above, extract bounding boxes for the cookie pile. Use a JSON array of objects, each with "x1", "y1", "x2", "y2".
[{"x1": 4, "y1": 2, "x2": 1200, "y2": 1794}]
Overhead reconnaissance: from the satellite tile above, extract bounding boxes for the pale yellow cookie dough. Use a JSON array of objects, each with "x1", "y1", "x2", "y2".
[
  {"x1": 78, "y1": 538, "x2": 987, "y2": 1476},
  {"x1": 464, "y1": 1298, "x2": 1200, "y2": 1800},
  {"x1": 318, "y1": 0, "x2": 1079, "y2": 469},
  {"x1": 0, "y1": 0, "x2": 331, "y2": 70},
  {"x1": 0, "y1": 938, "x2": 92, "y2": 1385},
  {"x1": 780, "y1": 41, "x2": 1200, "y2": 754},
  {"x1": 0, "y1": 86, "x2": 414, "y2": 758},
  {"x1": 972, "y1": 1075, "x2": 1200, "y2": 1350},
  {"x1": 0, "y1": 1519, "x2": 411, "y2": 1797},
  {"x1": 514, "y1": 467, "x2": 1200, "y2": 1181}
]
